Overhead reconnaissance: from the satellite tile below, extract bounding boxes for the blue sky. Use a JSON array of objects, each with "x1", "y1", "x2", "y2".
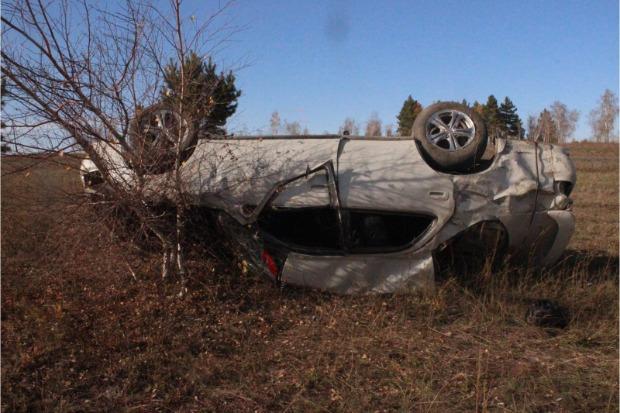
[{"x1": 195, "y1": 0, "x2": 618, "y2": 139}]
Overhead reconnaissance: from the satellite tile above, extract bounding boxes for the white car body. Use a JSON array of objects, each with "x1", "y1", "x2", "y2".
[{"x1": 81, "y1": 135, "x2": 576, "y2": 294}]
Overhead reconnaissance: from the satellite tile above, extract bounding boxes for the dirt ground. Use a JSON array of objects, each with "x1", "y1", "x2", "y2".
[{"x1": 2, "y1": 142, "x2": 618, "y2": 412}]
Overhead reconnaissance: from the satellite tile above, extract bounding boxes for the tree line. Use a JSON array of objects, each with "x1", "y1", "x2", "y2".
[
  {"x1": 266, "y1": 90, "x2": 618, "y2": 143},
  {"x1": 4, "y1": 41, "x2": 616, "y2": 148}
]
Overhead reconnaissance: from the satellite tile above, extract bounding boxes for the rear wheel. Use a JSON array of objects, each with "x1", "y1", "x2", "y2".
[
  {"x1": 413, "y1": 102, "x2": 487, "y2": 172},
  {"x1": 128, "y1": 104, "x2": 199, "y2": 174}
]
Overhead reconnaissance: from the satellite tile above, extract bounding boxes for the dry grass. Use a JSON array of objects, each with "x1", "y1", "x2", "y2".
[{"x1": 2, "y1": 144, "x2": 618, "y2": 412}]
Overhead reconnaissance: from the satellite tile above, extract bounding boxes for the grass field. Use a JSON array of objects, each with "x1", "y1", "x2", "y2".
[{"x1": 2, "y1": 143, "x2": 618, "y2": 412}]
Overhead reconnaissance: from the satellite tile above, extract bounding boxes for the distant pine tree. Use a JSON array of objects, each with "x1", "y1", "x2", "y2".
[
  {"x1": 499, "y1": 97, "x2": 524, "y2": 139},
  {"x1": 396, "y1": 95, "x2": 423, "y2": 136},
  {"x1": 482, "y1": 95, "x2": 501, "y2": 136},
  {"x1": 162, "y1": 51, "x2": 241, "y2": 135}
]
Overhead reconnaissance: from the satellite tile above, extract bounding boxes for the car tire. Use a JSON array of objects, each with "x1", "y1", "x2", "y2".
[
  {"x1": 128, "y1": 103, "x2": 199, "y2": 174},
  {"x1": 412, "y1": 102, "x2": 487, "y2": 172}
]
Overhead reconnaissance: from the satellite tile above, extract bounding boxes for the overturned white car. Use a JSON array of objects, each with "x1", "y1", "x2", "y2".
[{"x1": 81, "y1": 102, "x2": 576, "y2": 294}]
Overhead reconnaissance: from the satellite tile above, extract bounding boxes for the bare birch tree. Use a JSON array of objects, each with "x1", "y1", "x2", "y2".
[
  {"x1": 284, "y1": 120, "x2": 301, "y2": 135},
  {"x1": 365, "y1": 112, "x2": 382, "y2": 137},
  {"x1": 537, "y1": 109, "x2": 559, "y2": 144},
  {"x1": 2, "y1": 0, "x2": 236, "y2": 286},
  {"x1": 269, "y1": 111, "x2": 281, "y2": 135},
  {"x1": 589, "y1": 89, "x2": 619, "y2": 143},
  {"x1": 339, "y1": 117, "x2": 359, "y2": 135},
  {"x1": 526, "y1": 115, "x2": 538, "y2": 141},
  {"x1": 550, "y1": 101, "x2": 579, "y2": 143}
]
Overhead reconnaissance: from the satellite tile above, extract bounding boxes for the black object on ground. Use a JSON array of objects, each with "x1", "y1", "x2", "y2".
[{"x1": 525, "y1": 299, "x2": 569, "y2": 329}]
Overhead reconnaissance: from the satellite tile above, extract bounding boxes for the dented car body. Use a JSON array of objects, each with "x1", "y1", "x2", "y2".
[{"x1": 82, "y1": 133, "x2": 576, "y2": 294}]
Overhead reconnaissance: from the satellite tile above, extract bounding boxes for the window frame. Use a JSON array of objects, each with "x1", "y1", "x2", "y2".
[{"x1": 258, "y1": 206, "x2": 436, "y2": 256}]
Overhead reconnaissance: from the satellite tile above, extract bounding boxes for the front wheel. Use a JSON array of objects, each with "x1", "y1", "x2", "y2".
[{"x1": 412, "y1": 102, "x2": 487, "y2": 172}]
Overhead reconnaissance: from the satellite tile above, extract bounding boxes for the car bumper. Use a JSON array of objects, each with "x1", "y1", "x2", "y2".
[
  {"x1": 540, "y1": 210, "x2": 575, "y2": 266},
  {"x1": 280, "y1": 249, "x2": 436, "y2": 294}
]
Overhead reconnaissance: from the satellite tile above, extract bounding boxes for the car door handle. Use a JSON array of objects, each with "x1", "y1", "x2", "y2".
[
  {"x1": 311, "y1": 184, "x2": 327, "y2": 189},
  {"x1": 429, "y1": 191, "x2": 449, "y2": 200}
]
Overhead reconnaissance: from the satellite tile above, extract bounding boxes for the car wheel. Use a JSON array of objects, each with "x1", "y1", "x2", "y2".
[
  {"x1": 412, "y1": 102, "x2": 487, "y2": 172},
  {"x1": 128, "y1": 104, "x2": 199, "y2": 174}
]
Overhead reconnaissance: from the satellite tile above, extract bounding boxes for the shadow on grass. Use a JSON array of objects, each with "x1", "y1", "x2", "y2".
[{"x1": 551, "y1": 249, "x2": 619, "y2": 276}]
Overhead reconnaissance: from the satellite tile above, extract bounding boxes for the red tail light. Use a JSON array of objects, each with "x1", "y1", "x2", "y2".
[{"x1": 260, "y1": 250, "x2": 278, "y2": 278}]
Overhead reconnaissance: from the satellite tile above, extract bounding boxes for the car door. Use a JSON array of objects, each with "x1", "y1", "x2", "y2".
[
  {"x1": 337, "y1": 139, "x2": 455, "y2": 250},
  {"x1": 183, "y1": 137, "x2": 343, "y2": 224},
  {"x1": 258, "y1": 165, "x2": 345, "y2": 255}
]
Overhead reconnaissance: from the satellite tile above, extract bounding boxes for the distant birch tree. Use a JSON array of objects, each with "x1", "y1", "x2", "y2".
[
  {"x1": 270, "y1": 111, "x2": 281, "y2": 135},
  {"x1": 284, "y1": 120, "x2": 301, "y2": 135},
  {"x1": 365, "y1": 112, "x2": 382, "y2": 137},
  {"x1": 589, "y1": 89, "x2": 618, "y2": 143},
  {"x1": 550, "y1": 101, "x2": 579, "y2": 143},
  {"x1": 339, "y1": 117, "x2": 359, "y2": 135}
]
